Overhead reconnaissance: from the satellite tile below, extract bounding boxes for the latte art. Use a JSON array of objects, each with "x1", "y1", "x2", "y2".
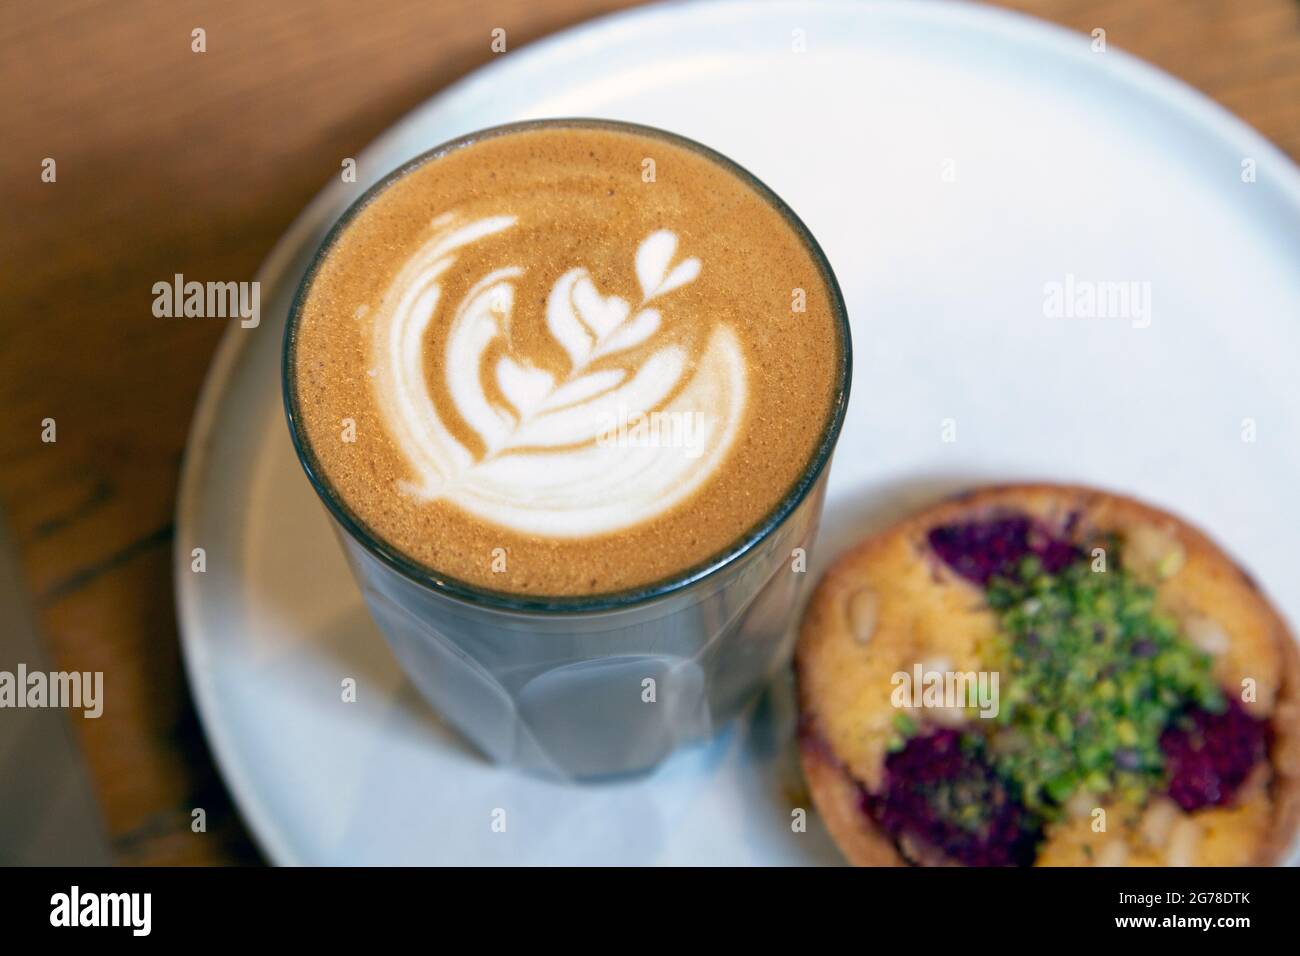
[
  {"x1": 291, "y1": 123, "x2": 842, "y2": 595},
  {"x1": 372, "y1": 214, "x2": 747, "y2": 537}
]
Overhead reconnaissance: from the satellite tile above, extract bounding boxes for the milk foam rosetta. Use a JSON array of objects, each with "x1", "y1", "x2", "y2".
[
  {"x1": 292, "y1": 124, "x2": 841, "y2": 595},
  {"x1": 372, "y1": 213, "x2": 746, "y2": 537}
]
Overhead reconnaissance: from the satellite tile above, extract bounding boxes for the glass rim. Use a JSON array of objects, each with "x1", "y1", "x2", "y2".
[{"x1": 283, "y1": 117, "x2": 852, "y2": 614}]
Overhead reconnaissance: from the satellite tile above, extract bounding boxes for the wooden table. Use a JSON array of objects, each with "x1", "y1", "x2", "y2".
[{"x1": 2, "y1": 0, "x2": 1297, "y2": 865}]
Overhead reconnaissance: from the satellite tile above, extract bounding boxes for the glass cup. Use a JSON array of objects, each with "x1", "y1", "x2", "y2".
[{"x1": 283, "y1": 119, "x2": 851, "y2": 779}]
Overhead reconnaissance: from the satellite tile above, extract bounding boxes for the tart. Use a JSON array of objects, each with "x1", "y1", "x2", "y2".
[{"x1": 796, "y1": 484, "x2": 1300, "y2": 866}]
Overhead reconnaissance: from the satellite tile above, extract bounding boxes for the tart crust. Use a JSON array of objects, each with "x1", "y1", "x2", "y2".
[{"x1": 795, "y1": 483, "x2": 1300, "y2": 866}]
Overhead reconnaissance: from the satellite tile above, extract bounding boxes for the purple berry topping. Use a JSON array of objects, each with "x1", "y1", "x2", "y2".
[
  {"x1": 927, "y1": 515, "x2": 1078, "y2": 585},
  {"x1": 1160, "y1": 699, "x2": 1269, "y2": 811},
  {"x1": 867, "y1": 728, "x2": 1041, "y2": 867}
]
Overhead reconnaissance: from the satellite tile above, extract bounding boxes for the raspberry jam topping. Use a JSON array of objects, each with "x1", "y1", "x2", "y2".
[
  {"x1": 868, "y1": 728, "x2": 1042, "y2": 867},
  {"x1": 1160, "y1": 699, "x2": 1270, "y2": 811},
  {"x1": 927, "y1": 516, "x2": 1078, "y2": 585}
]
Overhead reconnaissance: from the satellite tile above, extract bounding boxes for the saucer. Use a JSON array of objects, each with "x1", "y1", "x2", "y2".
[{"x1": 175, "y1": 0, "x2": 1300, "y2": 864}]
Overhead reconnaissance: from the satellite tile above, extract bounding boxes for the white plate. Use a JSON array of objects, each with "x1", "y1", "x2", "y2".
[{"x1": 176, "y1": 0, "x2": 1300, "y2": 865}]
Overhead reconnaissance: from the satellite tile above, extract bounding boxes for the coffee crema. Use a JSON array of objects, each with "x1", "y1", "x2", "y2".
[{"x1": 291, "y1": 122, "x2": 843, "y2": 597}]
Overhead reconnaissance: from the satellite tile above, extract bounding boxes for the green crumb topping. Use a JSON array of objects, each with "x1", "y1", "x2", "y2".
[
  {"x1": 887, "y1": 712, "x2": 917, "y2": 752},
  {"x1": 983, "y1": 550, "x2": 1223, "y2": 818}
]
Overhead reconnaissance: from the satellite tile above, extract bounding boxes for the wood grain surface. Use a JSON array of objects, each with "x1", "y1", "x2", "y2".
[{"x1": 1, "y1": 0, "x2": 1297, "y2": 865}]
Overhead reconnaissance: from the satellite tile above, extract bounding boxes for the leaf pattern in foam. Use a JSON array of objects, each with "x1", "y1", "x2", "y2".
[
  {"x1": 636, "y1": 230, "x2": 701, "y2": 301},
  {"x1": 446, "y1": 277, "x2": 516, "y2": 452},
  {"x1": 590, "y1": 309, "x2": 660, "y2": 362},
  {"x1": 509, "y1": 346, "x2": 685, "y2": 448},
  {"x1": 572, "y1": 275, "x2": 630, "y2": 340},
  {"x1": 495, "y1": 356, "x2": 555, "y2": 419},
  {"x1": 373, "y1": 215, "x2": 749, "y2": 536},
  {"x1": 546, "y1": 269, "x2": 595, "y2": 367},
  {"x1": 539, "y1": 368, "x2": 625, "y2": 414},
  {"x1": 474, "y1": 227, "x2": 707, "y2": 455}
]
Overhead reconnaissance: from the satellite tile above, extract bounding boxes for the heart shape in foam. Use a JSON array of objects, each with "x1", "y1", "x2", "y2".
[
  {"x1": 572, "y1": 276, "x2": 630, "y2": 341},
  {"x1": 636, "y1": 230, "x2": 701, "y2": 300},
  {"x1": 495, "y1": 356, "x2": 555, "y2": 419}
]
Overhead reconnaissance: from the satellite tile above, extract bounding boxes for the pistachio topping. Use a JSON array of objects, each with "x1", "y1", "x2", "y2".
[{"x1": 983, "y1": 549, "x2": 1222, "y2": 817}]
